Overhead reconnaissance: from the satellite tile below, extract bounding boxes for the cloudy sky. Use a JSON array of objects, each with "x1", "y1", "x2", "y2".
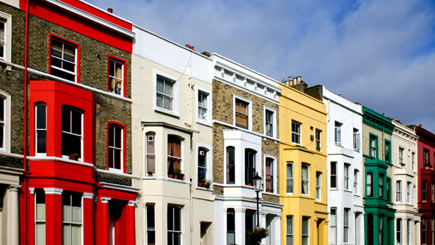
[{"x1": 88, "y1": 0, "x2": 435, "y2": 132}]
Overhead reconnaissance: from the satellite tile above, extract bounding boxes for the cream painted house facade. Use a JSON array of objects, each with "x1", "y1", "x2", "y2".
[
  {"x1": 392, "y1": 120, "x2": 421, "y2": 245},
  {"x1": 131, "y1": 25, "x2": 214, "y2": 245}
]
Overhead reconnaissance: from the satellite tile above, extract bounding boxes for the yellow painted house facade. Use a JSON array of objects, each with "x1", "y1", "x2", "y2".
[{"x1": 279, "y1": 79, "x2": 328, "y2": 245}]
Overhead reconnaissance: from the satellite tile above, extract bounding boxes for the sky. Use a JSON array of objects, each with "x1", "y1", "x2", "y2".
[{"x1": 87, "y1": 0, "x2": 435, "y2": 132}]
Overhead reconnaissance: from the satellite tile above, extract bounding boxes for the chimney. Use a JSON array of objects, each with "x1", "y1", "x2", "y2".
[
  {"x1": 107, "y1": 8, "x2": 113, "y2": 13},
  {"x1": 286, "y1": 76, "x2": 308, "y2": 92},
  {"x1": 185, "y1": 44, "x2": 195, "y2": 50}
]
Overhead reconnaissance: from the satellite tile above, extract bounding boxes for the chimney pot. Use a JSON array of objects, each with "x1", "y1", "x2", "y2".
[{"x1": 107, "y1": 8, "x2": 113, "y2": 13}]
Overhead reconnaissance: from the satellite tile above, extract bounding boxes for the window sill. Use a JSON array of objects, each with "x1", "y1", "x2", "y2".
[
  {"x1": 196, "y1": 120, "x2": 213, "y2": 128},
  {"x1": 263, "y1": 192, "x2": 279, "y2": 197},
  {"x1": 154, "y1": 107, "x2": 179, "y2": 118},
  {"x1": 196, "y1": 186, "x2": 212, "y2": 191},
  {"x1": 344, "y1": 189, "x2": 353, "y2": 193}
]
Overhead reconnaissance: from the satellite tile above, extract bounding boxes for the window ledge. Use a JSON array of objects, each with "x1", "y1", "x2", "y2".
[
  {"x1": 196, "y1": 186, "x2": 212, "y2": 191},
  {"x1": 344, "y1": 189, "x2": 353, "y2": 193},
  {"x1": 154, "y1": 108, "x2": 180, "y2": 118},
  {"x1": 196, "y1": 120, "x2": 213, "y2": 128},
  {"x1": 28, "y1": 156, "x2": 93, "y2": 167},
  {"x1": 263, "y1": 192, "x2": 280, "y2": 197}
]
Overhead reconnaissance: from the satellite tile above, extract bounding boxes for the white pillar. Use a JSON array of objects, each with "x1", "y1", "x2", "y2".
[
  {"x1": 8, "y1": 186, "x2": 19, "y2": 245},
  {"x1": 235, "y1": 208, "x2": 244, "y2": 245}
]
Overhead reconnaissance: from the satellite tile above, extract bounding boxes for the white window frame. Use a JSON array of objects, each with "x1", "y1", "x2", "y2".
[
  {"x1": 263, "y1": 107, "x2": 276, "y2": 138},
  {"x1": 344, "y1": 208, "x2": 350, "y2": 242},
  {"x1": 396, "y1": 180, "x2": 402, "y2": 203},
  {"x1": 344, "y1": 163, "x2": 350, "y2": 190},
  {"x1": 146, "y1": 203, "x2": 155, "y2": 245},
  {"x1": 196, "y1": 87, "x2": 212, "y2": 125},
  {"x1": 108, "y1": 124, "x2": 124, "y2": 173},
  {"x1": 61, "y1": 106, "x2": 83, "y2": 161},
  {"x1": 153, "y1": 70, "x2": 179, "y2": 116},
  {"x1": 399, "y1": 147, "x2": 404, "y2": 164},
  {"x1": 50, "y1": 36, "x2": 78, "y2": 82},
  {"x1": 407, "y1": 219, "x2": 411, "y2": 245},
  {"x1": 62, "y1": 192, "x2": 83, "y2": 245},
  {"x1": 35, "y1": 103, "x2": 47, "y2": 156},
  {"x1": 0, "y1": 11, "x2": 12, "y2": 62},
  {"x1": 108, "y1": 57, "x2": 125, "y2": 96},
  {"x1": 412, "y1": 152, "x2": 415, "y2": 170},
  {"x1": 397, "y1": 218, "x2": 402, "y2": 245},
  {"x1": 0, "y1": 90, "x2": 10, "y2": 153},
  {"x1": 334, "y1": 121, "x2": 342, "y2": 145},
  {"x1": 407, "y1": 182, "x2": 411, "y2": 204},
  {"x1": 286, "y1": 162, "x2": 293, "y2": 194},
  {"x1": 302, "y1": 217, "x2": 310, "y2": 245},
  {"x1": 353, "y1": 128, "x2": 360, "y2": 151},
  {"x1": 301, "y1": 163, "x2": 309, "y2": 196},
  {"x1": 330, "y1": 162, "x2": 337, "y2": 189},
  {"x1": 286, "y1": 216, "x2": 293, "y2": 245},
  {"x1": 167, "y1": 135, "x2": 184, "y2": 176},
  {"x1": 316, "y1": 172, "x2": 321, "y2": 201},
  {"x1": 330, "y1": 208, "x2": 337, "y2": 244},
  {"x1": 354, "y1": 169, "x2": 359, "y2": 194},
  {"x1": 145, "y1": 131, "x2": 156, "y2": 175},
  {"x1": 315, "y1": 129, "x2": 321, "y2": 151},
  {"x1": 264, "y1": 155, "x2": 277, "y2": 194},
  {"x1": 291, "y1": 120, "x2": 301, "y2": 145},
  {"x1": 233, "y1": 95, "x2": 252, "y2": 130},
  {"x1": 196, "y1": 143, "x2": 212, "y2": 187},
  {"x1": 167, "y1": 205, "x2": 182, "y2": 245},
  {"x1": 34, "y1": 189, "x2": 46, "y2": 245}
]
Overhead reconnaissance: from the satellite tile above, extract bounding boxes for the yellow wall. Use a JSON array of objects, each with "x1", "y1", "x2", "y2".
[{"x1": 279, "y1": 84, "x2": 328, "y2": 245}]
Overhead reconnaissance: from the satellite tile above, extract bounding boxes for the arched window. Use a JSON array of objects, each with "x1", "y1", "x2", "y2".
[
  {"x1": 226, "y1": 146, "x2": 235, "y2": 184},
  {"x1": 35, "y1": 103, "x2": 47, "y2": 154}
]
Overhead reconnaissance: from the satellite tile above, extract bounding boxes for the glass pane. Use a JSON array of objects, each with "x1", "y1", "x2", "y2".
[
  {"x1": 148, "y1": 231, "x2": 155, "y2": 244},
  {"x1": 36, "y1": 104, "x2": 46, "y2": 129},
  {"x1": 36, "y1": 203, "x2": 46, "y2": 220},
  {"x1": 63, "y1": 225, "x2": 71, "y2": 245},
  {"x1": 156, "y1": 94, "x2": 163, "y2": 108},
  {"x1": 72, "y1": 225, "x2": 81, "y2": 244},
  {"x1": 63, "y1": 61, "x2": 75, "y2": 72},
  {"x1": 147, "y1": 205, "x2": 155, "y2": 228},
  {"x1": 286, "y1": 236, "x2": 293, "y2": 245},
  {"x1": 109, "y1": 125, "x2": 114, "y2": 147},
  {"x1": 114, "y1": 126, "x2": 122, "y2": 148},
  {"x1": 114, "y1": 149, "x2": 121, "y2": 169},
  {"x1": 72, "y1": 206, "x2": 81, "y2": 223},
  {"x1": 115, "y1": 62, "x2": 123, "y2": 79},
  {"x1": 156, "y1": 77, "x2": 164, "y2": 93},
  {"x1": 174, "y1": 207, "x2": 180, "y2": 230},
  {"x1": 287, "y1": 216, "x2": 293, "y2": 233},
  {"x1": 164, "y1": 82, "x2": 173, "y2": 96},
  {"x1": 302, "y1": 218, "x2": 309, "y2": 233},
  {"x1": 36, "y1": 223, "x2": 46, "y2": 245},
  {"x1": 109, "y1": 60, "x2": 115, "y2": 77},
  {"x1": 167, "y1": 207, "x2": 173, "y2": 230},
  {"x1": 0, "y1": 98, "x2": 4, "y2": 121},
  {"x1": 164, "y1": 96, "x2": 172, "y2": 111},
  {"x1": 63, "y1": 44, "x2": 75, "y2": 57},
  {"x1": 37, "y1": 131, "x2": 46, "y2": 153},
  {"x1": 71, "y1": 110, "x2": 81, "y2": 135},
  {"x1": 61, "y1": 107, "x2": 70, "y2": 132},
  {"x1": 63, "y1": 204, "x2": 71, "y2": 222}
]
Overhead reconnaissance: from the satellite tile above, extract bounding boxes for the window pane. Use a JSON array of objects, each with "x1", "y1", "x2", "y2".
[
  {"x1": 36, "y1": 223, "x2": 46, "y2": 245},
  {"x1": 61, "y1": 108, "x2": 70, "y2": 132},
  {"x1": 37, "y1": 131, "x2": 46, "y2": 153},
  {"x1": 36, "y1": 104, "x2": 46, "y2": 129},
  {"x1": 63, "y1": 225, "x2": 71, "y2": 245},
  {"x1": 71, "y1": 109, "x2": 81, "y2": 135},
  {"x1": 72, "y1": 225, "x2": 81, "y2": 244}
]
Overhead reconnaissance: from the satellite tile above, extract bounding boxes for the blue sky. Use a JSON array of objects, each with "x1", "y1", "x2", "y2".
[{"x1": 88, "y1": 0, "x2": 435, "y2": 132}]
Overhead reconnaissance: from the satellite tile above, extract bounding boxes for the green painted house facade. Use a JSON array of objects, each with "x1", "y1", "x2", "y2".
[{"x1": 362, "y1": 107, "x2": 396, "y2": 245}]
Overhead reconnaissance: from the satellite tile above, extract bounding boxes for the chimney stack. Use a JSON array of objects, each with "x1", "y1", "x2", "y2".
[
  {"x1": 185, "y1": 44, "x2": 195, "y2": 50},
  {"x1": 286, "y1": 76, "x2": 307, "y2": 92},
  {"x1": 107, "y1": 8, "x2": 113, "y2": 13}
]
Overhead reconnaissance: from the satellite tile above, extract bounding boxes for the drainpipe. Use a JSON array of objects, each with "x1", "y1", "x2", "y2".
[{"x1": 22, "y1": 0, "x2": 30, "y2": 244}]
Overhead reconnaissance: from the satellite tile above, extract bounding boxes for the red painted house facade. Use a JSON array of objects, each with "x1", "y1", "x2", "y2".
[
  {"x1": 411, "y1": 125, "x2": 435, "y2": 245},
  {"x1": 0, "y1": 0, "x2": 137, "y2": 244}
]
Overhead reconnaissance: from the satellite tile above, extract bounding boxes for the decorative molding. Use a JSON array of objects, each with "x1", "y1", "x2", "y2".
[
  {"x1": 100, "y1": 197, "x2": 111, "y2": 203},
  {"x1": 44, "y1": 188, "x2": 63, "y2": 195},
  {"x1": 82, "y1": 193, "x2": 94, "y2": 199}
]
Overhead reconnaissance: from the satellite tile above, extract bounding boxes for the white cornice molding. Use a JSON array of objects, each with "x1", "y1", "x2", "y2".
[
  {"x1": 45, "y1": 0, "x2": 135, "y2": 38},
  {"x1": 44, "y1": 187, "x2": 63, "y2": 195}
]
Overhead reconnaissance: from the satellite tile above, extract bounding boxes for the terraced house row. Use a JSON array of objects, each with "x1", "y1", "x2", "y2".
[{"x1": 0, "y1": 0, "x2": 433, "y2": 244}]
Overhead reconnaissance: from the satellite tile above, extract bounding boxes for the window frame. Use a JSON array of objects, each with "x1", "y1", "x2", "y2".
[
  {"x1": 62, "y1": 192, "x2": 82, "y2": 245},
  {"x1": 330, "y1": 162, "x2": 337, "y2": 189},
  {"x1": 396, "y1": 180, "x2": 402, "y2": 203},
  {"x1": 379, "y1": 174, "x2": 384, "y2": 198},
  {"x1": 264, "y1": 107, "x2": 276, "y2": 138},
  {"x1": 302, "y1": 217, "x2": 310, "y2": 245},
  {"x1": 107, "y1": 55, "x2": 127, "y2": 97},
  {"x1": 344, "y1": 208, "x2": 350, "y2": 242},
  {"x1": 167, "y1": 205, "x2": 182, "y2": 245},
  {"x1": 407, "y1": 181, "x2": 411, "y2": 204},
  {"x1": 399, "y1": 147, "x2": 404, "y2": 164},
  {"x1": 49, "y1": 33, "x2": 80, "y2": 83},
  {"x1": 233, "y1": 95, "x2": 252, "y2": 130},
  {"x1": 422, "y1": 218, "x2": 427, "y2": 245},
  {"x1": 35, "y1": 102, "x2": 47, "y2": 156},
  {"x1": 35, "y1": 189, "x2": 46, "y2": 245},
  {"x1": 286, "y1": 216, "x2": 293, "y2": 245},
  {"x1": 424, "y1": 148, "x2": 430, "y2": 166},
  {"x1": 353, "y1": 128, "x2": 360, "y2": 151},
  {"x1": 412, "y1": 152, "x2": 415, "y2": 170},
  {"x1": 315, "y1": 129, "x2": 321, "y2": 151},
  {"x1": 301, "y1": 163, "x2": 309, "y2": 196},
  {"x1": 354, "y1": 169, "x2": 359, "y2": 194},
  {"x1": 154, "y1": 70, "x2": 178, "y2": 116},
  {"x1": 315, "y1": 172, "x2": 321, "y2": 201},
  {"x1": 145, "y1": 131, "x2": 156, "y2": 175},
  {"x1": 384, "y1": 139, "x2": 391, "y2": 163},
  {"x1": 227, "y1": 208, "x2": 235, "y2": 245},
  {"x1": 167, "y1": 135, "x2": 183, "y2": 178},
  {"x1": 244, "y1": 148, "x2": 257, "y2": 186},
  {"x1": 291, "y1": 120, "x2": 301, "y2": 145},
  {"x1": 106, "y1": 121, "x2": 126, "y2": 173},
  {"x1": 397, "y1": 218, "x2": 402, "y2": 245},
  {"x1": 197, "y1": 144, "x2": 212, "y2": 188},
  {"x1": 334, "y1": 121, "x2": 342, "y2": 145},
  {"x1": 344, "y1": 163, "x2": 350, "y2": 190},
  {"x1": 0, "y1": 90, "x2": 10, "y2": 152},
  {"x1": 286, "y1": 162, "x2": 293, "y2": 194},
  {"x1": 0, "y1": 11, "x2": 12, "y2": 62},
  {"x1": 196, "y1": 87, "x2": 212, "y2": 124},
  {"x1": 264, "y1": 156, "x2": 276, "y2": 193},
  {"x1": 146, "y1": 203, "x2": 155, "y2": 245},
  {"x1": 226, "y1": 146, "x2": 235, "y2": 184},
  {"x1": 367, "y1": 173, "x2": 373, "y2": 197},
  {"x1": 369, "y1": 133, "x2": 378, "y2": 159},
  {"x1": 330, "y1": 208, "x2": 337, "y2": 244},
  {"x1": 423, "y1": 181, "x2": 428, "y2": 202},
  {"x1": 61, "y1": 106, "x2": 83, "y2": 160}
]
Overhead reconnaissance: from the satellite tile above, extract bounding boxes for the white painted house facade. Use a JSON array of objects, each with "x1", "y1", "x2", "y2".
[
  {"x1": 211, "y1": 54, "x2": 282, "y2": 245},
  {"x1": 392, "y1": 120, "x2": 421, "y2": 245},
  {"x1": 322, "y1": 86, "x2": 365, "y2": 245},
  {"x1": 131, "y1": 25, "x2": 215, "y2": 245}
]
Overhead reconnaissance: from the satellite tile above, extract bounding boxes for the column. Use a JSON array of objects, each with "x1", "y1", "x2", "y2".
[
  {"x1": 235, "y1": 208, "x2": 244, "y2": 245},
  {"x1": 83, "y1": 193, "x2": 94, "y2": 245},
  {"x1": 126, "y1": 201, "x2": 136, "y2": 245},
  {"x1": 98, "y1": 197, "x2": 111, "y2": 245},
  {"x1": 44, "y1": 188, "x2": 63, "y2": 245},
  {"x1": 7, "y1": 186, "x2": 19, "y2": 245}
]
